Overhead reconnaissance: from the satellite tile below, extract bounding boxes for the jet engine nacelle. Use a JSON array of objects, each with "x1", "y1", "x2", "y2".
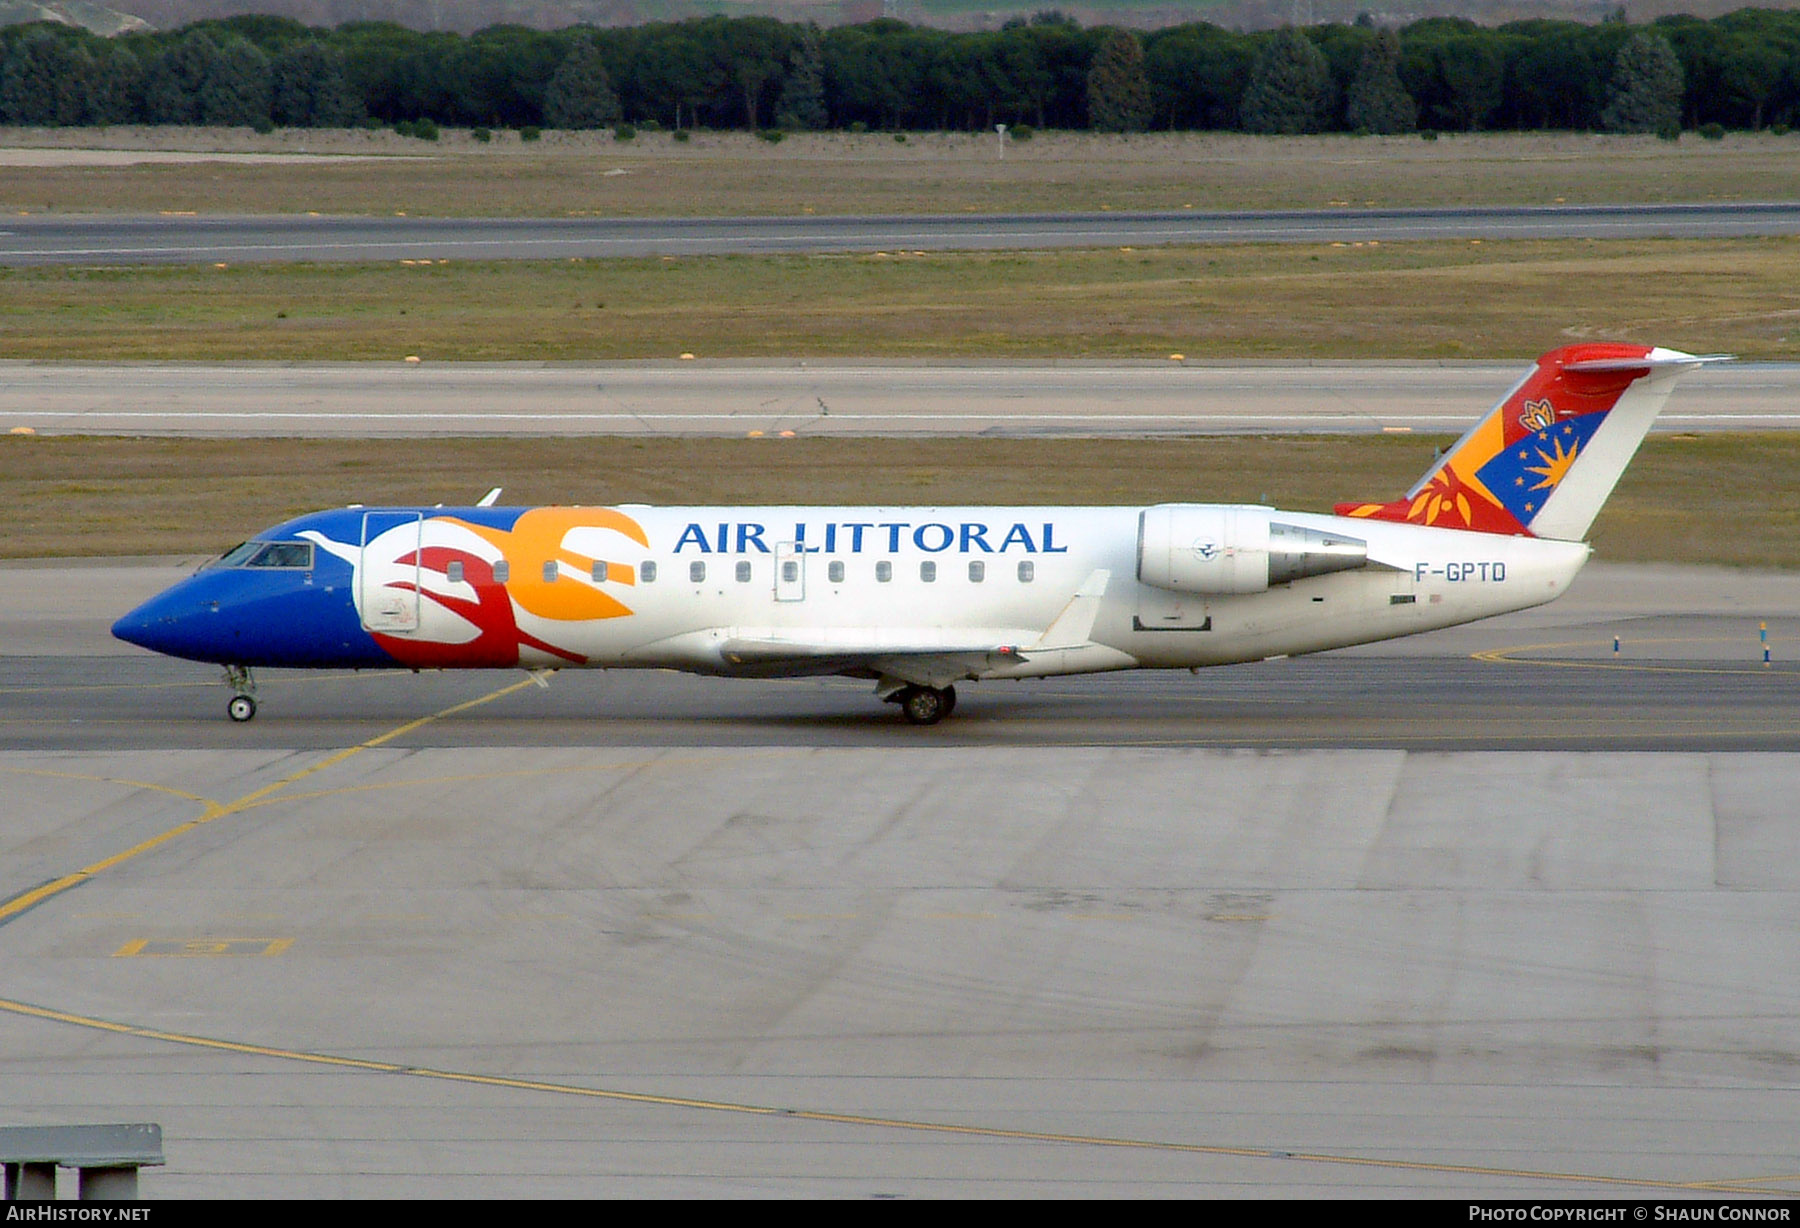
[{"x1": 1136, "y1": 504, "x2": 1368, "y2": 595}]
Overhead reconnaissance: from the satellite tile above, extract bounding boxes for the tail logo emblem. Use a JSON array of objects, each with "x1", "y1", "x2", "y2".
[
  {"x1": 1518, "y1": 398, "x2": 1556, "y2": 432},
  {"x1": 1524, "y1": 433, "x2": 1580, "y2": 493}
]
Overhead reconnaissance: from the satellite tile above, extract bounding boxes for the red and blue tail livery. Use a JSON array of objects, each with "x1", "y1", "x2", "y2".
[
  {"x1": 1336, "y1": 344, "x2": 1722, "y2": 539},
  {"x1": 114, "y1": 345, "x2": 1722, "y2": 726}
]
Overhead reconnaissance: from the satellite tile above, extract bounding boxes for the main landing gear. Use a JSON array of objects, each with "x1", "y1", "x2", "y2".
[
  {"x1": 223, "y1": 664, "x2": 257, "y2": 722},
  {"x1": 891, "y1": 684, "x2": 957, "y2": 726}
]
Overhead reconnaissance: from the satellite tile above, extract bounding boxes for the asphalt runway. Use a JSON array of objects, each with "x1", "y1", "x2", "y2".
[
  {"x1": 6, "y1": 613, "x2": 1800, "y2": 752},
  {"x1": 10, "y1": 560, "x2": 1800, "y2": 751},
  {"x1": 3, "y1": 560, "x2": 1800, "y2": 1195},
  {"x1": 5, "y1": 202, "x2": 1800, "y2": 265},
  {"x1": 7, "y1": 359, "x2": 1797, "y2": 437}
]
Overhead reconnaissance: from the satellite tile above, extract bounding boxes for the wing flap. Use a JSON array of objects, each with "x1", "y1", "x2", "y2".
[
  {"x1": 717, "y1": 629, "x2": 1031, "y2": 687},
  {"x1": 715, "y1": 576, "x2": 1116, "y2": 687},
  {"x1": 719, "y1": 629, "x2": 1029, "y2": 664}
]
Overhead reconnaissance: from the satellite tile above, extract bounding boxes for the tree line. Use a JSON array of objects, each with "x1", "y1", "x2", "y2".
[{"x1": 2, "y1": 8, "x2": 1797, "y2": 136}]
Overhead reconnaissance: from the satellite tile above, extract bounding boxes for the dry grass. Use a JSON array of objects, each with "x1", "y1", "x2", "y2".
[
  {"x1": 5, "y1": 432, "x2": 1796, "y2": 567},
  {"x1": 3, "y1": 237, "x2": 1799, "y2": 360},
  {"x1": 4, "y1": 128, "x2": 1800, "y2": 217}
]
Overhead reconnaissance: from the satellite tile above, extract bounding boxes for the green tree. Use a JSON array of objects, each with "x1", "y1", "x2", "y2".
[
  {"x1": 142, "y1": 29, "x2": 220, "y2": 125},
  {"x1": 1507, "y1": 20, "x2": 1617, "y2": 130},
  {"x1": 1240, "y1": 26, "x2": 1330, "y2": 134},
  {"x1": 271, "y1": 40, "x2": 361, "y2": 128},
  {"x1": 1716, "y1": 34, "x2": 1784, "y2": 129},
  {"x1": 199, "y1": 35, "x2": 271, "y2": 127},
  {"x1": 631, "y1": 22, "x2": 721, "y2": 130},
  {"x1": 1397, "y1": 18, "x2": 1508, "y2": 132},
  {"x1": 90, "y1": 42, "x2": 145, "y2": 125},
  {"x1": 334, "y1": 21, "x2": 433, "y2": 125},
  {"x1": 986, "y1": 26, "x2": 1046, "y2": 129},
  {"x1": 544, "y1": 32, "x2": 621, "y2": 128},
  {"x1": 775, "y1": 23, "x2": 828, "y2": 130},
  {"x1": 718, "y1": 16, "x2": 792, "y2": 130},
  {"x1": 1602, "y1": 30, "x2": 1683, "y2": 133},
  {"x1": 1086, "y1": 28, "x2": 1151, "y2": 132},
  {"x1": 823, "y1": 24, "x2": 909, "y2": 131},
  {"x1": 928, "y1": 32, "x2": 1001, "y2": 130},
  {"x1": 0, "y1": 27, "x2": 94, "y2": 126},
  {"x1": 1344, "y1": 27, "x2": 1415, "y2": 132},
  {"x1": 1143, "y1": 23, "x2": 1254, "y2": 130},
  {"x1": 1434, "y1": 33, "x2": 1505, "y2": 130},
  {"x1": 442, "y1": 26, "x2": 562, "y2": 128}
]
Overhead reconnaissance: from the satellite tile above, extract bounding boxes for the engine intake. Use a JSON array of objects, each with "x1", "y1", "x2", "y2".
[{"x1": 1137, "y1": 504, "x2": 1367, "y2": 595}]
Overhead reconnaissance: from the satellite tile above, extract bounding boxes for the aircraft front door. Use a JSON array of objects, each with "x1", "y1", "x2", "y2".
[
  {"x1": 774, "y1": 542, "x2": 805, "y2": 602},
  {"x1": 359, "y1": 511, "x2": 423, "y2": 632}
]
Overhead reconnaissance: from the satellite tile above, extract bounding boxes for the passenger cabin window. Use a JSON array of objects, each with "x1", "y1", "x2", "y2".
[
  {"x1": 828, "y1": 561, "x2": 845, "y2": 584},
  {"x1": 1018, "y1": 561, "x2": 1034, "y2": 583},
  {"x1": 876, "y1": 561, "x2": 892, "y2": 583},
  {"x1": 493, "y1": 559, "x2": 510, "y2": 584},
  {"x1": 640, "y1": 561, "x2": 656, "y2": 583},
  {"x1": 591, "y1": 561, "x2": 608, "y2": 583},
  {"x1": 542, "y1": 561, "x2": 559, "y2": 583},
  {"x1": 689, "y1": 561, "x2": 706, "y2": 583},
  {"x1": 736, "y1": 561, "x2": 752, "y2": 583},
  {"x1": 234, "y1": 541, "x2": 313, "y2": 569},
  {"x1": 968, "y1": 561, "x2": 985, "y2": 582},
  {"x1": 782, "y1": 560, "x2": 799, "y2": 583},
  {"x1": 920, "y1": 561, "x2": 936, "y2": 583},
  {"x1": 446, "y1": 560, "x2": 465, "y2": 584}
]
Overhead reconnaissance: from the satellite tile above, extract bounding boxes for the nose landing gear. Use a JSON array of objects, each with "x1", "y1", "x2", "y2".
[{"x1": 223, "y1": 665, "x2": 257, "y2": 722}]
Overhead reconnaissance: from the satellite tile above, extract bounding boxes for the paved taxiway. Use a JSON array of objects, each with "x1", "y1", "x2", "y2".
[
  {"x1": 7, "y1": 360, "x2": 1798, "y2": 437},
  {"x1": 3, "y1": 560, "x2": 1800, "y2": 1195},
  {"x1": 5, "y1": 202, "x2": 1800, "y2": 265}
]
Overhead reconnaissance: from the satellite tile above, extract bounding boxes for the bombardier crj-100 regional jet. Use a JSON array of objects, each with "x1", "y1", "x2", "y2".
[{"x1": 114, "y1": 344, "x2": 1720, "y2": 726}]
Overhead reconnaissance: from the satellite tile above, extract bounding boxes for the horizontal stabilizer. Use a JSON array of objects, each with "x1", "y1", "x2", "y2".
[{"x1": 1563, "y1": 353, "x2": 1732, "y2": 373}]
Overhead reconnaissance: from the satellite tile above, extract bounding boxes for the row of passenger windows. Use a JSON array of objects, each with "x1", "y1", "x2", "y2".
[
  {"x1": 664, "y1": 559, "x2": 1035, "y2": 584},
  {"x1": 219, "y1": 547, "x2": 1038, "y2": 587},
  {"x1": 441, "y1": 558, "x2": 1038, "y2": 585},
  {"x1": 448, "y1": 559, "x2": 612, "y2": 584}
]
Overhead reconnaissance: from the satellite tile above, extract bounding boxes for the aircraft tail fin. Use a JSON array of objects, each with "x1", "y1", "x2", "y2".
[{"x1": 1334, "y1": 344, "x2": 1727, "y2": 541}]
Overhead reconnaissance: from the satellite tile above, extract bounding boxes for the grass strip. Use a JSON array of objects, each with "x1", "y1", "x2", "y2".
[
  {"x1": 2, "y1": 238, "x2": 1798, "y2": 361},
  {"x1": 6, "y1": 130, "x2": 1800, "y2": 218}
]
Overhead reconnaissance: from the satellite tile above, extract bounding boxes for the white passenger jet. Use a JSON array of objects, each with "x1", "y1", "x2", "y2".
[{"x1": 112, "y1": 344, "x2": 1718, "y2": 724}]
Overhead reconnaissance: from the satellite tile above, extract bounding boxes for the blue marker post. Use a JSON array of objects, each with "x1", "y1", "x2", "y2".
[
  {"x1": 1613, "y1": 635, "x2": 1620, "y2": 658},
  {"x1": 1762, "y1": 621, "x2": 1771, "y2": 668}
]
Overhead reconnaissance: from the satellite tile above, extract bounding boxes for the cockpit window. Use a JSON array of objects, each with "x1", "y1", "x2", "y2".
[
  {"x1": 249, "y1": 542, "x2": 313, "y2": 568},
  {"x1": 222, "y1": 541, "x2": 314, "y2": 569}
]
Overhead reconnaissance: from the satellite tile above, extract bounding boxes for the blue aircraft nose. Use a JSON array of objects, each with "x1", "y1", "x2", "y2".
[
  {"x1": 112, "y1": 587, "x2": 207, "y2": 659},
  {"x1": 111, "y1": 559, "x2": 388, "y2": 669},
  {"x1": 110, "y1": 605, "x2": 154, "y2": 650}
]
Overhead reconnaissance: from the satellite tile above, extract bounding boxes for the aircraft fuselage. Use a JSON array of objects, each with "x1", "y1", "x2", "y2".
[
  {"x1": 106, "y1": 344, "x2": 1712, "y2": 725},
  {"x1": 112, "y1": 502, "x2": 1589, "y2": 685}
]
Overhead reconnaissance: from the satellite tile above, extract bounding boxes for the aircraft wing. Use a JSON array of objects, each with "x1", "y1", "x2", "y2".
[
  {"x1": 718, "y1": 632, "x2": 1029, "y2": 688},
  {"x1": 714, "y1": 571, "x2": 1112, "y2": 689}
]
